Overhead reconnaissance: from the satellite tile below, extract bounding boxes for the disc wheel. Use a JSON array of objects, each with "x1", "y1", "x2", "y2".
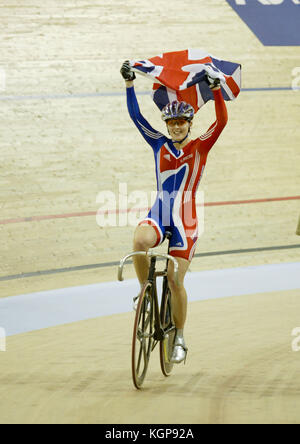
[
  {"x1": 160, "y1": 288, "x2": 176, "y2": 376},
  {"x1": 132, "y1": 282, "x2": 154, "y2": 389}
]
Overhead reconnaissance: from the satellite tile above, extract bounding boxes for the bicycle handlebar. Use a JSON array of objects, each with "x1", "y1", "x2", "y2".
[{"x1": 118, "y1": 251, "x2": 179, "y2": 286}]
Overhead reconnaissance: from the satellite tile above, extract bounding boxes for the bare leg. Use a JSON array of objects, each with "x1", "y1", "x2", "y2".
[
  {"x1": 167, "y1": 257, "x2": 190, "y2": 329},
  {"x1": 132, "y1": 225, "x2": 158, "y2": 285},
  {"x1": 167, "y1": 257, "x2": 190, "y2": 364}
]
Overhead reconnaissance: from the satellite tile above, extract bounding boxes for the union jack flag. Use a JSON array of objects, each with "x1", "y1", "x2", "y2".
[{"x1": 131, "y1": 49, "x2": 241, "y2": 113}]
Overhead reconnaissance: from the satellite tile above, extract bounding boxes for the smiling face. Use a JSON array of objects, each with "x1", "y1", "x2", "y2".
[{"x1": 166, "y1": 118, "x2": 192, "y2": 143}]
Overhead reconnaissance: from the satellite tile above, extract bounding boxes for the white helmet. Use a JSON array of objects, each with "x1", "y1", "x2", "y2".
[{"x1": 161, "y1": 101, "x2": 194, "y2": 122}]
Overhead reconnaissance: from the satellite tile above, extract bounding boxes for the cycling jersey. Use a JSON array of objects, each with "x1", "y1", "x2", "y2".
[{"x1": 127, "y1": 86, "x2": 228, "y2": 261}]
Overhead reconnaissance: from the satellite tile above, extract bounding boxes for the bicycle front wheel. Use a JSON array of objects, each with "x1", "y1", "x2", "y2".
[{"x1": 132, "y1": 281, "x2": 154, "y2": 389}]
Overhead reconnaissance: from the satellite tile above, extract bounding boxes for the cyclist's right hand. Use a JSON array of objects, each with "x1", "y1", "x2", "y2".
[
  {"x1": 120, "y1": 60, "x2": 136, "y2": 81},
  {"x1": 206, "y1": 73, "x2": 221, "y2": 90}
]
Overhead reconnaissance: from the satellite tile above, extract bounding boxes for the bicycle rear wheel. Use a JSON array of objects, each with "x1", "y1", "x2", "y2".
[
  {"x1": 132, "y1": 281, "x2": 154, "y2": 389},
  {"x1": 160, "y1": 287, "x2": 176, "y2": 376}
]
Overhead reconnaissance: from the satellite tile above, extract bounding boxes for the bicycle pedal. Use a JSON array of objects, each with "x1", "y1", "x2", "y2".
[{"x1": 153, "y1": 328, "x2": 165, "y2": 342}]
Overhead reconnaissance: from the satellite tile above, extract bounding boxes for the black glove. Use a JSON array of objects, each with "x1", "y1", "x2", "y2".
[
  {"x1": 120, "y1": 60, "x2": 136, "y2": 81},
  {"x1": 206, "y1": 74, "x2": 221, "y2": 90}
]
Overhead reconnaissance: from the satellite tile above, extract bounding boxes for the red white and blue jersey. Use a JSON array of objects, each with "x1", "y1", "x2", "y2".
[{"x1": 127, "y1": 86, "x2": 228, "y2": 261}]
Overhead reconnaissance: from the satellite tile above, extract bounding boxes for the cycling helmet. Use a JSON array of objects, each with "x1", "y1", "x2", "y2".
[{"x1": 161, "y1": 101, "x2": 194, "y2": 122}]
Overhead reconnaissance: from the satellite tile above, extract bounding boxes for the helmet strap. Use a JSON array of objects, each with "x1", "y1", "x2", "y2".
[
  {"x1": 172, "y1": 122, "x2": 191, "y2": 146},
  {"x1": 172, "y1": 132, "x2": 189, "y2": 145}
]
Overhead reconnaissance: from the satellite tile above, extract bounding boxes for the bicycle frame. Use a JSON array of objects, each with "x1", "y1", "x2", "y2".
[
  {"x1": 118, "y1": 250, "x2": 179, "y2": 342},
  {"x1": 119, "y1": 244, "x2": 179, "y2": 388}
]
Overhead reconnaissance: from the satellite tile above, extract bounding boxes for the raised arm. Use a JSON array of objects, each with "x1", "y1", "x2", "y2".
[
  {"x1": 199, "y1": 84, "x2": 228, "y2": 153},
  {"x1": 121, "y1": 61, "x2": 165, "y2": 153}
]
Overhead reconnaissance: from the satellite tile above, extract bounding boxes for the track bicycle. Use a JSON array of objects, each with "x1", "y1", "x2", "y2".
[{"x1": 118, "y1": 232, "x2": 179, "y2": 389}]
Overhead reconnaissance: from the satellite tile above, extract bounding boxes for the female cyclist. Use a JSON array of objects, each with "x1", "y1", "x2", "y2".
[{"x1": 121, "y1": 60, "x2": 228, "y2": 364}]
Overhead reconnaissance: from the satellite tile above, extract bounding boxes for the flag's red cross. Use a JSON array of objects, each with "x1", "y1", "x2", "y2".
[{"x1": 150, "y1": 50, "x2": 211, "y2": 90}]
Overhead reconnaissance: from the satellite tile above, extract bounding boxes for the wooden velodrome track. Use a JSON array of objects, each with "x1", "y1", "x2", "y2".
[{"x1": 0, "y1": 0, "x2": 300, "y2": 424}]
